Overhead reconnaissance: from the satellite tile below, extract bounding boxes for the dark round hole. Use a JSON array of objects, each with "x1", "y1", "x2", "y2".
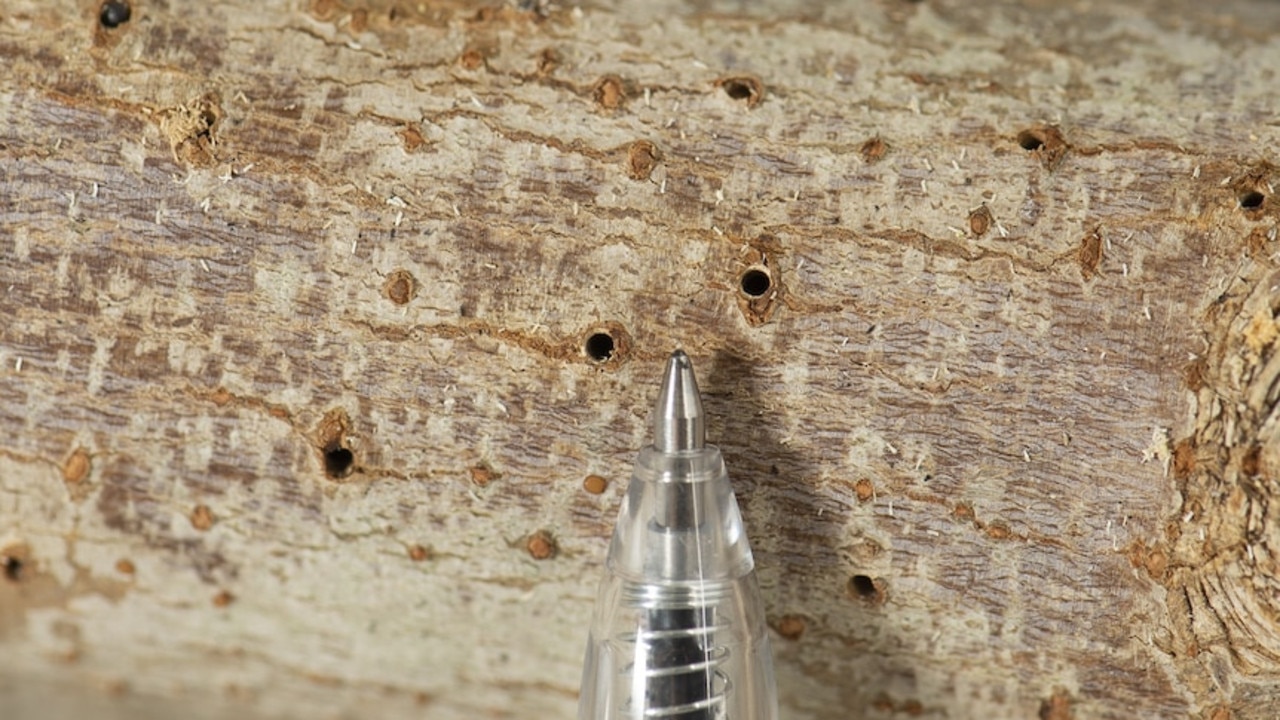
[
  {"x1": 99, "y1": 1, "x2": 132, "y2": 28},
  {"x1": 324, "y1": 445, "x2": 355, "y2": 478},
  {"x1": 3, "y1": 556, "x2": 22, "y2": 582},
  {"x1": 850, "y1": 574, "x2": 877, "y2": 598},
  {"x1": 724, "y1": 81, "x2": 753, "y2": 100},
  {"x1": 585, "y1": 332, "x2": 615, "y2": 362},
  {"x1": 740, "y1": 268, "x2": 772, "y2": 298},
  {"x1": 1241, "y1": 191, "x2": 1266, "y2": 209},
  {"x1": 1017, "y1": 130, "x2": 1044, "y2": 151}
]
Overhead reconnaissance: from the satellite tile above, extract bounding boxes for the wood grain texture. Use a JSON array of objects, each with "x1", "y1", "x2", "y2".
[{"x1": 2, "y1": 1, "x2": 1279, "y2": 718}]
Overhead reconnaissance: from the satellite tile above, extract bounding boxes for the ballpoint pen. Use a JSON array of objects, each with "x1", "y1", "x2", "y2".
[{"x1": 578, "y1": 350, "x2": 778, "y2": 720}]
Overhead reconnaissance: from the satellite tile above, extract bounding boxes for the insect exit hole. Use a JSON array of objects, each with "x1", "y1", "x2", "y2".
[
  {"x1": 585, "y1": 332, "x2": 616, "y2": 362},
  {"x1": 99, "y1": 1, "x2": 131, "y2": 28},
  {"x1": 324, "y1": 445, "x2": 355, "y2": 479},
  {"x1": 1017, "y1": 130, "x2": 1045, "y2": 151},
  {"x1": 739, "y1": 268, "x2": 773, "y2": 298}
]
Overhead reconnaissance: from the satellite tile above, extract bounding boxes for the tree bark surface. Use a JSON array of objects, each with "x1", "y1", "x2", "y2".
[{"x1": 2, "y1": 1, "x2": 1280, "y2": 718}]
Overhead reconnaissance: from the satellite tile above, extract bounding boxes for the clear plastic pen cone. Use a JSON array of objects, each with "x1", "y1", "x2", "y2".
[{"x1": 578, "y1": 446, "x2": 777, "y2": 720}]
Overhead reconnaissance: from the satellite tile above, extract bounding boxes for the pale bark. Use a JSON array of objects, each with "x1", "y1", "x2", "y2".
[{"x1": 2, "y1": 1, "x2": 1280, "y2": 718}]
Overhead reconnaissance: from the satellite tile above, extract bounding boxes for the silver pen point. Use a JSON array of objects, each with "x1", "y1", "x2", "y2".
[
  {"x1": 580, "y1": 351, "x2": 777, "y2": 720},
  {"x1": 653, "y1": 349, "x2": 706, "y2": 452}
]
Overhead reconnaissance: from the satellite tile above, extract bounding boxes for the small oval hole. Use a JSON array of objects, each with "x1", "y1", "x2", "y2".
[
  {"x1": 1017, "y1": 130, "x2": 1044, "y2": 151},
  {"x1": 850, "y1": 574, "x2": 877, "y2": 598},
  {"x1": 849, "y1": 574, "x2": 886, "y2": 604},
  {"x1": 585, "y1": 332, "x2": 616, "y2": 362},
  {"x1": 739, "y1": 268, "x2": 772, "y2": 298},
  {"x1": 99, "y1": 1, "x2": 132, "y2": 28},
  {"x1": 1240, "y1": 191, "x2": 1265, "y2": 209},
  {"x1": 724, "y1": 81, "x2": 753, "y2": 100},
  {"x1": 324, "y1": 445, "x2": 355, "y2": 478},
  {"x1": 716, "y1": 75, "x2": 764, "y2": 108}
]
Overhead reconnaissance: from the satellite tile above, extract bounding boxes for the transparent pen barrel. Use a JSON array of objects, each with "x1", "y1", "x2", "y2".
[
  {"x1": 578, "y1": 575, "x2": 776, "y2": 720},
  {"x1": 579, "y1": 445, "x2": 777, "y2": 720}
]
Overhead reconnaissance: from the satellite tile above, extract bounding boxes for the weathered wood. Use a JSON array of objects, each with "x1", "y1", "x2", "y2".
[{"x1": 2, "y1": 1, "x2": 1280, "y2": 718}]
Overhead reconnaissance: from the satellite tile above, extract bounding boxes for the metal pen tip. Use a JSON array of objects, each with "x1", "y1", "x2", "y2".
[{"x1": 653, "y1": 350, "x2": 706, "y2": 452}]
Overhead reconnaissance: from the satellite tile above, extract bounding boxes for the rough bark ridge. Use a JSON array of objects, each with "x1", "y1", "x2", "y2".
[{"x1": 1, "y1": 1, "x2": 1279, "y2": 718}]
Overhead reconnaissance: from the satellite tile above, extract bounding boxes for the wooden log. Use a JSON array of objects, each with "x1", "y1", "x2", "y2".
[{"x1": 2, "y1": 1, "x2": 1279, "y2": 718}]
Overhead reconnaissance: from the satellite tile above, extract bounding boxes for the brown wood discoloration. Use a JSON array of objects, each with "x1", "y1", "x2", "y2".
[
  {"x1": 592, "y1": 74, "x2": 626, "y2": 110},
  {"x1": 3, "y1": 0, "x2": 1280, "y2": 718},
  {"x1": 582, "y1": 474, "x2": 608, "y2": 494},
  {"x1": 625, "y1": 139, "x2": 661, "y2": 181},
  {"x1": 1039, "y1": 688, "x2": 1074, "y2": 720},
  {"x1": 469, "y1": 464, "x2": 497, "y2": 487},
  {"x1": 859, "y1": 136, "x2": 889, "y2": 164},
  {"x1": 383, "y1": 269, "x2": 419, "y2": 306},
  {"x1": 524, "y1": 530, "x2": 558, "y2": 560},
  {"x1": 1079, "y1": 226, "x2": 1104, "y2": 280},
  {"x1": 1166, "y1": 261, "x2": 1280, "y2": 717},
  {"x1": 968, "y1": 204, "x2": 993, "y2": 237},
  {"x1": 772, "y1": 614, "x2": 807, "y2": 641},
  {"x1": 189, "y1": 504, "x2": 215, "y2": 532}
]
